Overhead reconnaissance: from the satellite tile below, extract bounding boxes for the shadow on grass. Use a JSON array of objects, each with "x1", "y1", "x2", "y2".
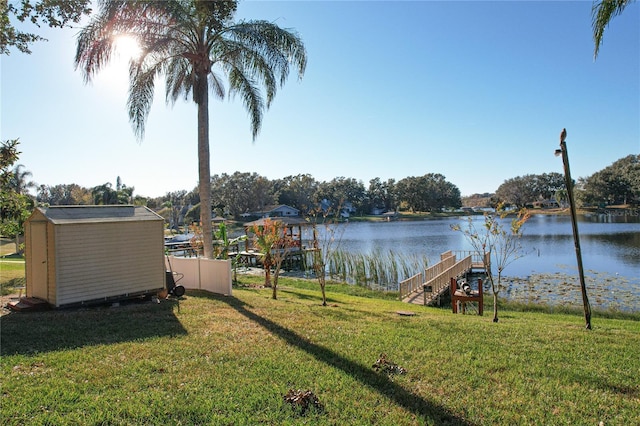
[
  {"x1": 499, "y1": 300, "x2": 640, "y2": 322},
  {"x1": 279, "y1": 288, "x2": 341, "y2": 305},
  {"x1": 1, "y1": 298, "x2": 187, "y2": 356},
  {"x1": 221, "y1": 295, "x2": 474, "y2": 425}
]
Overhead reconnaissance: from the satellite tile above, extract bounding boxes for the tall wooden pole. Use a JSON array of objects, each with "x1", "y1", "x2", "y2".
[{"x1": 556, "y1": 128, "x2": 592, "y2": 329}]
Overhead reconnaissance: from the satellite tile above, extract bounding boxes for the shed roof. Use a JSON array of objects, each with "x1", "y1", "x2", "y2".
[{"x1": 33, "y1": 205, "x2": 163, "y2": 224}]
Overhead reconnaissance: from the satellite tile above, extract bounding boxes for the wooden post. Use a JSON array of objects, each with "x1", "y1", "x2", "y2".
[{"x1": 556, "y1": 129, "x2": 591, "y2": 330}]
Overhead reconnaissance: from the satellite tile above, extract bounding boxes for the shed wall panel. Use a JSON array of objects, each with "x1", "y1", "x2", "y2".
[
  {"x1": 24, "y1": 220, "x2": 34, "y2": 297},
  {"x1": 47, "y1": 221, "x2": 57, "y2": 304},
  {"x1": 53, "y1": 221, "x2": 164, "y2": 305}
]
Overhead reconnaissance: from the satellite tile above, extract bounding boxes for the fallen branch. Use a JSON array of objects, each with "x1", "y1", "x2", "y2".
[
  {"x1": 372, "y1": 353, "x2": 407, "y2": 375},
  {"x1": 283, "y1": 389, "x2": 325, "y2": 415}
]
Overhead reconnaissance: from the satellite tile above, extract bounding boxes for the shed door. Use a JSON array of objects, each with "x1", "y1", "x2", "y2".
[{"x1": 30, "y1": 222, "x2": 48, "y2": 299}]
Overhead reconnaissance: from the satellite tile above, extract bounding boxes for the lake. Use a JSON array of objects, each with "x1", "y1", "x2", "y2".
[{"x1": 313, "y1": 212, "x2": 640, "y2": 312}]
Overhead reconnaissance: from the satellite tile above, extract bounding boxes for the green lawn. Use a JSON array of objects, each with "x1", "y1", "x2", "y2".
[
  {"x1": 0, "y1": 259, "x2": 25, "y2": 295},
  {"x1": 1, "y1": 276, "x2": 639, "y2": 425},
  {"x1": 0, "y1": 238, "x2": 25, "y2": 291}
]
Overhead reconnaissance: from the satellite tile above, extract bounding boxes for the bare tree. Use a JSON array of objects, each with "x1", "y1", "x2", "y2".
[
  {"x1": 451, "y1": 205, "x2": 530, "y2": 322},
  {"x1": 309, "y1": 206, "x2": 347, "y2": 306}
]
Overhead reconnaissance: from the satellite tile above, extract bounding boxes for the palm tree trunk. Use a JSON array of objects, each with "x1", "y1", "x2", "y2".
[{"x1": 197, "y1": 77, "x2": 214, "y2": 259}]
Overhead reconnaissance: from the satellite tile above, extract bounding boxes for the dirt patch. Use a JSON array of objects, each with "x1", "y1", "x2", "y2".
[{"x1": 1, "y1": 292, "x2": 23, "y2": 316}]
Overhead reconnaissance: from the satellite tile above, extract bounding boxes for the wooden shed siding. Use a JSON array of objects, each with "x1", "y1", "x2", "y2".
[
  {"x1": 24, "y1": 219, "x2": 34, "y2": 296},
  {"x1": 24, "y1": 217, "x2": 57, "y2": 303},
  {"x1": 53, "y1": 221, "x2": 164, "y2": 305},
  {"x1": 24, "y1": 209, "x2": 44, "y2": 299},
  {"x1": 47, "y1": 221, "x2": 57, "y2": 304}
]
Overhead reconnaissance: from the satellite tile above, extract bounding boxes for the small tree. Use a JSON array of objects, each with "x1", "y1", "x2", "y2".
[
  {"x1": 213, "y1": 222, "x2": 247, "y2": 260},
  {"x1": 309, "y1": 206, "x2": 347, "y2": 306},
  {"x1": 251, "y1": 218, "x2": 294, "y2": 299},
  {"x1": 213, "y1": 222, "x2": 247, "y2": 285},
  {"x1": 270, "y1": 228, "x2": 295, "y2": 299},
  {"x1": 451, "y1": 205, "x2": 530, "y2": 322}
]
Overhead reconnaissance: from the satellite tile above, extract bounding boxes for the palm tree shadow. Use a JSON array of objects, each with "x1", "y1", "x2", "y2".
[{"x1": 221, "y1": 296, "x2": 473, "y2": 425}]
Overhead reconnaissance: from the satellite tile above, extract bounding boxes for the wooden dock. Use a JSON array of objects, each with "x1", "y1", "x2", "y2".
[{"x1": 400, "y1": 251, "x2": 489, "y2": 306}]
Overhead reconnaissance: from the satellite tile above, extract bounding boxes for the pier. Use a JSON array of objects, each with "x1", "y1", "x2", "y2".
[{"x1": 400, "y1": 251, "x2": 489, "y2": 306}]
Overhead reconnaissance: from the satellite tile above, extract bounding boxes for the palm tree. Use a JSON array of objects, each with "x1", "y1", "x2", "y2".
[
  {"x1": 92, "y1": 182, "x2": 118, "y2": 205},
  {"x1": 592, "y1": 0, "x2": 636, "y2": 59},
  {"x1": 115, "y1": 176, "x2": 134, "y2": 204},
  {"x1": 75, "y1": 1, "x2": 306, "y2": 258},
  {"x1": 9, "y1": 164, "x2": 35, "y2": 195}
]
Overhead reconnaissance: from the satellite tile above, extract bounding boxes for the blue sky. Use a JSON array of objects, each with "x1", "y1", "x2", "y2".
[{"x1": 1, "y1": 0, "x2": 638, "y2": 198}]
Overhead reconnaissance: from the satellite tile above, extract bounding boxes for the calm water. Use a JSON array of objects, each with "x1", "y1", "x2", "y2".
[{"x1": 310, "y1": 213, "x2": 640, "y2": 311}]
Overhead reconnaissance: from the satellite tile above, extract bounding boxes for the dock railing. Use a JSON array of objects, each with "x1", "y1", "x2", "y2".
[
  {"x1": 399, "y1": 271, "x2": 424, "y2": 300},
  {"x1": 399, "y1": 252, "x2": 474, "y2": 301},
  {"x1": 440, "y1": 250, "x2": 454, "y2": 261},
  {"x1": 453, "y1": 250, "x2": 491, "y2": 270}
]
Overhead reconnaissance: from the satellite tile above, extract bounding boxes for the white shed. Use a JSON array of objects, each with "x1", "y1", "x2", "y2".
[{"x1": 24, "y1": 205, "x2": 166, "y2": 307}]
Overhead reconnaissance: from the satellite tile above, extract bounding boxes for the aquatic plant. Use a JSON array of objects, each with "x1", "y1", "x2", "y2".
[{"x1": 326, "y1": 249, "x2": 429, "y2": 291}]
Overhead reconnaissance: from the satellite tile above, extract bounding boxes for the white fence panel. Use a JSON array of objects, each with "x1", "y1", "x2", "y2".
[
  {"x1": 167, "y1": 256, "x2": 200, "y2": 289},
  {"x1": 166, "y1": 256, "x2": 232, "y2": 296},
  {"x1": 200, "y1": 258, "x2": 232, "y2": 295}
]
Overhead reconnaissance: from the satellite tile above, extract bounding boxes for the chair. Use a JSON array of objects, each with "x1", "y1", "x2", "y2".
[{"x1": 450, "y1": 277, "x2": 483, "y2": 315}]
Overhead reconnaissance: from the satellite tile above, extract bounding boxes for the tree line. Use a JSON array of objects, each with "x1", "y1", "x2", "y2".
[
  {"x1": 33, "y1": 171, "x2": 463, "y2": 219},
  {"x1": 17, "y1": 154, "x2": 640, "y2": 219},
  {"x1": 2, "y1": 137, "x2": 638, "y2": 244},
  {"x1": 493, "y1": 155, "x2": 639, "y2": 209}
]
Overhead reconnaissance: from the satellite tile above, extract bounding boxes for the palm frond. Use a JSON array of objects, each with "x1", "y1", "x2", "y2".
[
  {"x1": 592, "y1": 0, "x2": 633, "y2": 59},
  {"x1": 225, "y1": 20, "x2": 307, "y2": 105},
  {"x1": 165, "y1": 55, "x2": 195, "y2": 104},
  {"x1": 74, "y1": 15, "x2": 116, "y2": 83},
  {"x1": 208, "y1": 72, "x2": 226, "y2": 100},
  {"x1": 218, "y1": 38, "x2": 277, "y2": 107},
  {"x1": 227, "y1": 68, "x2": 264, "y2": 140},
  {"x1": 127, "y1": 62, "x2": 159, "y2": 140}
]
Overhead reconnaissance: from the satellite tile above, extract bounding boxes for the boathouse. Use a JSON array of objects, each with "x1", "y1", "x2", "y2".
[{"x1": 24, "y1": 205, "x2": 165, "y2": 307}]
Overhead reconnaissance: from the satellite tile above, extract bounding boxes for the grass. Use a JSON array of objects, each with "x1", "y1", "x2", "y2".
[
  {"x1": 1, "y1": 274, "x2": 639, "y2": 425},
  {"x1": 1, "y1": 236, "x2": 24, "y2": 296},
  {"x1": 0, "y1": 258, "x2": 25, "y2": 296},
  {"x1": 0, "y1": 238, "x2": 18, "y2": 257}
]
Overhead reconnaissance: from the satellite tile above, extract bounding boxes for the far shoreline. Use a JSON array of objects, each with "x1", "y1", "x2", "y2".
[{"x1": 341, "y1": 205, "x2": 639, "y2": 223}]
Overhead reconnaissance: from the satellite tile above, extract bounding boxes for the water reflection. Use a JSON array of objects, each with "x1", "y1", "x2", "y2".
[
  {"x1": 329, "y1": 215, "x2": 639, "y2": 276},
  {"x1": 314, "y1": 214, "x2": 640, "y2": 311}
]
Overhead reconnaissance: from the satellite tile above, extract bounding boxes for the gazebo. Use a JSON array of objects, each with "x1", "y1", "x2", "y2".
[{"x1": 241, "y1": 216, "x2": 313, "y2": 268}]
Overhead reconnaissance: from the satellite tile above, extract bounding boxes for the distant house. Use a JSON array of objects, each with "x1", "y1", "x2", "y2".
[
  {"x1": 341, "y1": 202, "x2": 356, "y2": 218},
  {"x1": 24, "y1": 205, "x2": 165, "y2": 307},
  {"x1": 253, "y1": 204, "x2": 300, "y2": 218},
  {"x1": 320, "y1": 199, "x2": 356, "y2": 218}
]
